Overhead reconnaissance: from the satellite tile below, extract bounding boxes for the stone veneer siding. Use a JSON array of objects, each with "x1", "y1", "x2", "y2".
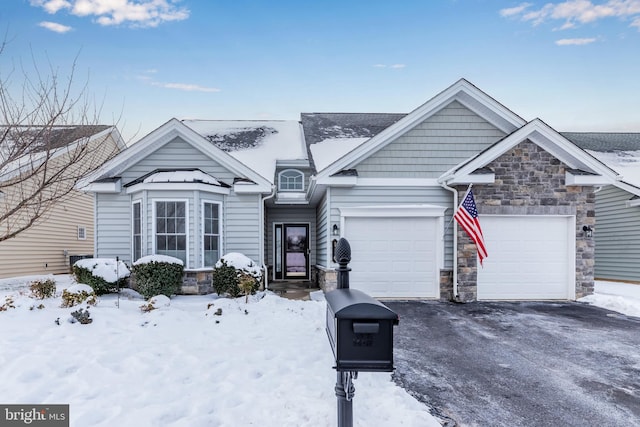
[{"x1": 455, "y1": 139, "x2": 595, "y2": 302}]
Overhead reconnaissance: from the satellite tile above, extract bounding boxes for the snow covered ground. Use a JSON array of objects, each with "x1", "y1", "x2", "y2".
[{"x1": 0, "y1": 276, "x2": 638, "y2": 427}]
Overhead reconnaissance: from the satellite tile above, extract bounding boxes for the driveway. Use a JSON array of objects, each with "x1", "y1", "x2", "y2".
[{"x1": 386, "y1": 301, "x2": 640, "y2": 427}]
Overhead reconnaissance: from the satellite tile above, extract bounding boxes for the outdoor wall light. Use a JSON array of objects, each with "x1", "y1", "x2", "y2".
[
  {"x1": 332, "y1": 224, "x2": 340, "y2": 236},
  {"x1": 582, "y1": 225, "x2": 593, "y2": 238}
]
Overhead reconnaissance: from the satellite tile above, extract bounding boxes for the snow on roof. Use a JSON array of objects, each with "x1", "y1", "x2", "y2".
[
  {"x1": 587, "y1": 150, "x2": 640, "y2": 187},
  {"x1": 309, "y1": 137, "x2": 370, "y2": 172},
  {"x1": 142, "y1": 170, "x2": 222, "y2": 186},
  {"x1": 182, "y1": 120, "x2": 306, "y2": 182}
]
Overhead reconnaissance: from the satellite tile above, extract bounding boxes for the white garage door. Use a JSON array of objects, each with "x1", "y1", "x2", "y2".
[
  {"x1": 343, "y1": 216, "x2": 439, "y2": 298},
  {"x1": 476, "y1": 215, "x2": 575, "y2": 300}
]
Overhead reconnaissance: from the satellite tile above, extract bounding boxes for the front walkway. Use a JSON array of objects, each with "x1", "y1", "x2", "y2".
[{"x1": 267, "y1": 281, "x2": 319, "y2": 300}]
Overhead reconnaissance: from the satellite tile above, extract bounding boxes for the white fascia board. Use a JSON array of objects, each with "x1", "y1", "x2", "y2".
[
  {"x1": 626, "y1": 198, "x2": 640, "y2": 207},
  {"x1": 565, "y1": 171, "x2": 611, "y2": 186},
  {"x1": 446, "y1": 173, "x2": 495, "y2": 185},
  {"x1": 316, "y1": 79, "x2": 526, "y2": 181},
  {"x1": 316, "y1": 175, "x2": 357, "y2": 187},
  {"x1": 126, "y1": 182, "x2": 231, "y2": 195},
  {"x1": 340, "y1": 204, "x2": 447, "y2": 218},
  {"x1": 80, "y1": 179, "x2": 122, "y2": 193},
  {"x1": 355, "y1": 178, "x2": 440, "y2": 187},
  {"x1": 233, "y1": 182, "x2": 272, "y2": 194}
]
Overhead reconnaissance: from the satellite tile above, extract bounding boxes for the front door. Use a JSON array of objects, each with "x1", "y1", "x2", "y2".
[{"x1": 275, "y1": 224, "x2": 309, "y2": 280}]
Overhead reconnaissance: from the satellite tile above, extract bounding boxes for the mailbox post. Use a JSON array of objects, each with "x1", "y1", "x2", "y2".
[{"x1": 326, "y1": 238, "x2": 399, "y2": 427}]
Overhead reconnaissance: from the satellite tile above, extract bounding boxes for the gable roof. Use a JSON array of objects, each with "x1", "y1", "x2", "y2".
[
  {"x1": 301, "y1": 113, "x2": 406, "y2": 172},
  {"x1": 182, "y1": 120, "x2": 307, "y2": 181},
  {"x1": 439, "y1": 119, "x2": 619, "y2": 185},
  {"x1": 314, "y1": 79, "x2": 527, "y2": 180},
  {"x1": 1, "y1": 125, "x2": 122, "y2": 182},
  {"x1": 83, "y1": 118, "x2": 271, "y2": 190}
]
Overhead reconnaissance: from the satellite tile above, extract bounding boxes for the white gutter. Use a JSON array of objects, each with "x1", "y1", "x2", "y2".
[
  {"x1": 259, "y1": 185, "x2": 277, "y2": 290},
  {"x1": 439, "y1": 178, "x2": 459, "y2": 300}
]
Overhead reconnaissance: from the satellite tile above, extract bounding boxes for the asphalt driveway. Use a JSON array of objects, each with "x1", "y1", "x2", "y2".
[{"x1": 386, "y1": 301, "x2": 640, "y2": 427}]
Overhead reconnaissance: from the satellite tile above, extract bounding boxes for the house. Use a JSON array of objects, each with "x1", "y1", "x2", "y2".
[
  {"x1": 562, "y1": 133, "x2": 640, "y2": 284},
  {"x1": 82, "y1": 79, "x2": 623, "y2": 301},
  {"x1": 0, "y1": 125, "x2": 124, "y2": 279}
]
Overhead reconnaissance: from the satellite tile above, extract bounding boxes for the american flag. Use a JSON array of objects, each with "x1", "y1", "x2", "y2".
[{"x1": 454, "y1": 189, "x2": 488, "y2": 265}]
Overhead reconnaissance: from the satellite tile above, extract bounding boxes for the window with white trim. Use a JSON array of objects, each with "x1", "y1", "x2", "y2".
[
  {"x1": 77, "y1": 226, "x2": 86, "y2": 240},
  {"x1": 155, "y1": 201, "x2": 187, "y2": 264},
  {"x1": 278, "y1": 169, "x2": 304, "y2": 191},
  {"x1": 132, "y1": 201, "x2": 142, "y2": 262},
  {"x1": 202, "y1": 202, "x2": 220, "y2": 266}
]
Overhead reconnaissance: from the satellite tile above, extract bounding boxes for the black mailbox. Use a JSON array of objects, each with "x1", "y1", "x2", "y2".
[{"x1": 326, "y1": 288, "x2": 399, "y2": 372}]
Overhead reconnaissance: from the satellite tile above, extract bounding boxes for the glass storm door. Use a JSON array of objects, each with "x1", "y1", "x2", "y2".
[{"x1": 279, "y1": 224, "x2": 309, "y2": 280}]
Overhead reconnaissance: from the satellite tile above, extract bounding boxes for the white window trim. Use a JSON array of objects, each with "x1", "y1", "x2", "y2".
[
  {"x1": 152, "y1": 198, "x2": 190, "y2": 267},
  {"x1": 278, "y1": 169, "x2": 305, "y2": 192},
  {"x1": 131, "y1": 200, "x2": 143, "y2": 262},
  {"x1": 77, "y1": 226, "x2": 87, "y2": 240},
  {"x1": 201, "y1": 200, "x2": 223, "y2": 268}
]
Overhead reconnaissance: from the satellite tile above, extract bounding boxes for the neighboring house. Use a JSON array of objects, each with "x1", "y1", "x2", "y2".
[
  {"x1": 562, "y1": 133, "x2": 640, "y2": 284},
  {"x1": 83, "y1": 79, "x2": 624, "y2": 301},
  {"x1": 0, "y1": 126, "x2": 124, "y2": 279}
]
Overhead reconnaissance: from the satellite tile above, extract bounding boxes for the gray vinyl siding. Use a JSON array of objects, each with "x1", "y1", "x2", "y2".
[
  {"x1": 329, "y1": 186, "x2": 454, "y2": 268},
  {"x1": 95, "y1": 192, "x2": 133, "y2": 262},
  {"x1": 315, "y1": 191, "x2": 329, "y2": 267},
  {"x1": 95, "y1": 136, "x2": 261, "y2": 268},
  {"x1": 355, "y1": 101, "x2": 505, "y2": 177},
  {"x1": 594, "y1": 185, "x2": 640, "y2": 282},
  {"x1": 266, "y1": 207, "x2": 317, "y2": 269}
]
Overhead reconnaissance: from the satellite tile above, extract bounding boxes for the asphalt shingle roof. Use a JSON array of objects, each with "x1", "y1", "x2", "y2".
[{"x1": 562, "y1": 132, "x2": 640, "y2": 152}]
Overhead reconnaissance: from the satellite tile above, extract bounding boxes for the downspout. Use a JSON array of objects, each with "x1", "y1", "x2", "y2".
[
  {"x1": 439, "y1": 178, "x2": 459, "y2": 300},
  {"x1": 260, "y1": 185, "x2": 276, "y2": 290}
]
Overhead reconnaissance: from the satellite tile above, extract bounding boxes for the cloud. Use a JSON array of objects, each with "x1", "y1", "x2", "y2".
[
  {"x1": 373, "y1": 64, "x2": 406, "y2": 69},
  {"x1": 499, "y1": 3, "x2": 533, "y2": 17},
  {"x1": 29, "y1": 0, "x2": 189, "y2": 28},
  {"x1": 38, "y1": 21, "x2": 72, "y2": 33},
  {"x1": 151, "y1": 82, "x2": 220, "y2": 93},
  {"x1": 555, "y1": 37, "x2": 598, "y2": 44},
  {"x1": 500, "y1": 0, "x2": 640, "y2": 31}
]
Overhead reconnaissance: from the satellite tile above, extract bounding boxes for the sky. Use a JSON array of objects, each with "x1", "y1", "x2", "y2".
[{"x1": 1, "y1": 0, "x2": 639, "y2": 143}]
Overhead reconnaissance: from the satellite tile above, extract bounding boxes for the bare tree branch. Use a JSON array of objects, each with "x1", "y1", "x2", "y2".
[{"x1": 0, "y1": 44, "x2": 121, "y2": 242}]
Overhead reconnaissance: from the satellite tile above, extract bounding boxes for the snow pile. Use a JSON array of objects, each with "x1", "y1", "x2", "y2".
[
  {"x1": 134, "y1": 254, "x2": 184, "y2": 266},
  {"x1": 74, "y1": 258, "x2": 130, "y2": 282},
  {"x1": 579, "y1": 281, "x2": 640, "y2": 318},
  {"x1": 216, "y1": 252, "x2": 262, "y2": 278},
  {"x1": 0, "y1": 275, "x2": 439, "y2": 427}
]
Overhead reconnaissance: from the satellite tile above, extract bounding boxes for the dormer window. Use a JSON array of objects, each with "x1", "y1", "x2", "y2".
[{"x1": 278, "y1": 169, "x2": 304, "y2": 192}]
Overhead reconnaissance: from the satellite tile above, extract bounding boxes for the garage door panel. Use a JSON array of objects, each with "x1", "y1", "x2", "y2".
[
  {"x1": 344, "y1": 216, "x2": 439, "y2": 298},
  {"x1": 477, "y1": 216, "x2": 574, "y2": 300}
]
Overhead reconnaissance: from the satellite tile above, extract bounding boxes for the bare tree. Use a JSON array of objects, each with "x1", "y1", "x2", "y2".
[{"x1": 0, "y1": 42, "x2": 122, "y2": 242}]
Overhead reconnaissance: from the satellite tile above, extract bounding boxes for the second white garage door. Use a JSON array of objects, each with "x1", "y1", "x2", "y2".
[
  {"x1": 343, "y1": 216, "x2": 440, "y2": 298},
  {"x1": 476, "y1": 215, "x2": 575, "y2": 300}
]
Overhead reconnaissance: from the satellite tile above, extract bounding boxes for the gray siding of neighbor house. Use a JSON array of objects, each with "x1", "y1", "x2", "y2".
[
  {"x1": 329, "y1": 186, "x2": 453, "y2": 267},
  {"x1": 266, "y1": 207, "x2": 317, "y2": 269},
  {"x1": 95, "y1": 136, "x2": 262, "y2": 268},
  {"x1": 594, "y1": 185, "x2": 640, "y2": 282},
  {"x1": 354, "y1": 101, "x2": 506, "y2": 177}
]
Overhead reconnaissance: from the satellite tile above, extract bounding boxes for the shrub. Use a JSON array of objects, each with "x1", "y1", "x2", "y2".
[
  {"x1": 73, "y1": 258, "x2": 130, "y2": 295},
  {"x1": 212, "y1": 253, "x2": 263, "y2": 298},
  {"x1": 61, "y1": 284, "x2": 97, "y2": 308},
  {"x1": 132, "y1": 256, "x2": 184, "y2": 299},
  {"x1": 29, "y1": 278, "x2": 57, "y2": 299}
]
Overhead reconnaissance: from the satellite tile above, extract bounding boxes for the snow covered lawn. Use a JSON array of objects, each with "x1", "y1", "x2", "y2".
[{"x1": 0, "y1": 275, "x2": 438, "y2": 427}]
